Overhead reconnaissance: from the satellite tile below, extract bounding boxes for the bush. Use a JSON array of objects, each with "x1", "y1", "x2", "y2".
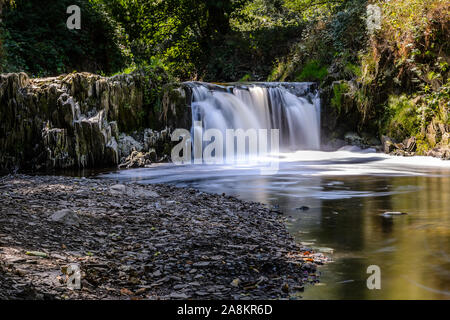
[{"x1": 383, "y1": 95, "x2": 421, "y2": 141}]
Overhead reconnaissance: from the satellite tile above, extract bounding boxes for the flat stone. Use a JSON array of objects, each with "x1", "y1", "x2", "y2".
[
  {"x1": 49, "y1": 209, "x2": 79, "y2": 226},
  {"x1": 110, "y1": 184, "x2": 127, "y2": 195}
]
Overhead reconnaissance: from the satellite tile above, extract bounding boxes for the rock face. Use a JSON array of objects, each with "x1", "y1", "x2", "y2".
[
  {"x1": 160, "y1": 83, "x2": 192, "y2": 130},
  {"x1": 0, "y1": 72, "x2": 185, "y2": 172}
]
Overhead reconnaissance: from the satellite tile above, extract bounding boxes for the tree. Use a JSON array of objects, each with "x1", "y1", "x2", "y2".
[{"x1": 97, "y1": 0, "x2": 249, "y2": 79}]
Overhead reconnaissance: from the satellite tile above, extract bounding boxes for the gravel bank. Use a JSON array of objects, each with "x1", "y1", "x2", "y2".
[{"x1": 0, "y1": 174, "x2": 326, "y2": 300}]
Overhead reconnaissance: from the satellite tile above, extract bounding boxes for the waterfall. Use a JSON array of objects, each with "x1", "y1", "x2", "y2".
[{"x1": 188, "y1": 82, "x2": 320, "y2": 157}]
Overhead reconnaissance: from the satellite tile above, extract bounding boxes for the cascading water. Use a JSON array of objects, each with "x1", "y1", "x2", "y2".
[{"x1": 188, "y1": 82, "x2": 320, "y2": 159}]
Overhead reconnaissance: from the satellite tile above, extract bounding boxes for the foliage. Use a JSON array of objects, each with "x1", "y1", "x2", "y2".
[
  {"x1": 354, "y1": 0, "x2": 450, "y2": 137},
  {"x1": 364, "y1": 0, "x2": 450, "y2": 92},
  {"x1": 383, "y1": 94, "x2": 421, "y2": 141},
  {"x1": 268, "y1": 0, "x2": 368, "y2": 81},
  {"x1": 95, "y1": 0, "x2": 252, "y2": 80},
  {"x1": 231, "y1": 0, "x2": 302, "y2": 31},
  {"x1": 383, "y1": 80, "x2": 450, "y2": 147},
  {"x1": 0, "y1": 0, "x2": 128, "y2": 76},
  {"x1": 0, "y1": 0, "x2": 449, "y2": 146}
]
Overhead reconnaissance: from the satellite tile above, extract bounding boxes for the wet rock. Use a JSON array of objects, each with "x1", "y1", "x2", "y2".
[
  {"x1": 404, "y1": 137, "x2": 417, "y2": 152},
  {"x1": 344, "y1": 132, "x2": 365, "y2": 147},
  {"x1": 0, "y1": 72, "x2": 147, "y2": 171},
  {"x1": 321, "y1": 139, "x2": 346, "y2": 151},
  {"x1": 118, "y1": 134, "x2": 143, "y2": 160},
  {"x1": 427, "y1": 147, "x2": 450, "y2": 160},
  {"x1": 382, "y1": 135, "x2": 395, "y2": 154}
]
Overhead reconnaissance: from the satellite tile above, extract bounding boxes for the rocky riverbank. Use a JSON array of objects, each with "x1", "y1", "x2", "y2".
[
  {"x1": 0, "y1": 175, "x2": 327, "y2": 300},
  {"x1": 0, "y1": 72, "x2": 191, "y2": 173}
]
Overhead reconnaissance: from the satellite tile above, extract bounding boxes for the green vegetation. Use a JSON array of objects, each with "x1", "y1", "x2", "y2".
[
  {"x1": 0, "y1": 0, "x2": 448, "y2": 147},
  {"x1": 296, "y1": 60, "x2": 328, "y2": 82},
  {"x1": 384, "y1": 95, "x2": 421, "y2": 141}
]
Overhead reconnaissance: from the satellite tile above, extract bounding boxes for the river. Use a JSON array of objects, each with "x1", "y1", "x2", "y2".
[{"x1": 100, "y1": 150, "x2": 450, "y2": 300}]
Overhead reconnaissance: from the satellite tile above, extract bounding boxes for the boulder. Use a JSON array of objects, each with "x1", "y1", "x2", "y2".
[
  {"x1": 404, "y1": 136, "x2": 417, "y2": 152},
  {"x1": 118, "y1": 134, "x2": 143, "y2": 160},
  {"x1": 381, "y1": 135, "x2": 395, "y2": 154},
  {"x1": 110, "y1": 184, "x2": 127, "y2": 195},
  {"x1": 344, "y1": 132, "x2": 365, "y2": 147}
]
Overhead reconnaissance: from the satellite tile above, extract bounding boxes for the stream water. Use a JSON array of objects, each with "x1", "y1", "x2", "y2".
[{"x1": 101, "y1": 150, "x2": 450, "y2": 300}]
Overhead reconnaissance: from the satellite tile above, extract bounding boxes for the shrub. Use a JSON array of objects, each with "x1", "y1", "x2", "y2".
[{"x1": 296, "y1": 59, "x2": 328, "y2": 82}]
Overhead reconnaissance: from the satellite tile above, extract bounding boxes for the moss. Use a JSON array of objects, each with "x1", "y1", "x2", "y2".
[
  {"x1": 331, "y1": 82, "x2": 350, "y2": 114},
  {"x1": 345, "y1": 63, "x2": 362, "y2": 78},
  {"x1": 383, "y1": 95, "x2": 421, "y2": 141},
  {"x1": 415, "y1": 137, "x2": 431, "y2": 155}
]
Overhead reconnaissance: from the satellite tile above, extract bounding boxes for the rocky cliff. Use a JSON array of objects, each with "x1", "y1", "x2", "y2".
[{"x1": 0, "y1": 72, "x2": 191, "y2": 172}]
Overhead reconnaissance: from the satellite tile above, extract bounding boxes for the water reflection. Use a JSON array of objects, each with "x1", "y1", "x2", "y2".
[
  {"x1": 297, "y1": 175, "x2": 450, "y2": 299},
  {"x1": 100, "y1": 152, "x2": 450, "y2": 299}
]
